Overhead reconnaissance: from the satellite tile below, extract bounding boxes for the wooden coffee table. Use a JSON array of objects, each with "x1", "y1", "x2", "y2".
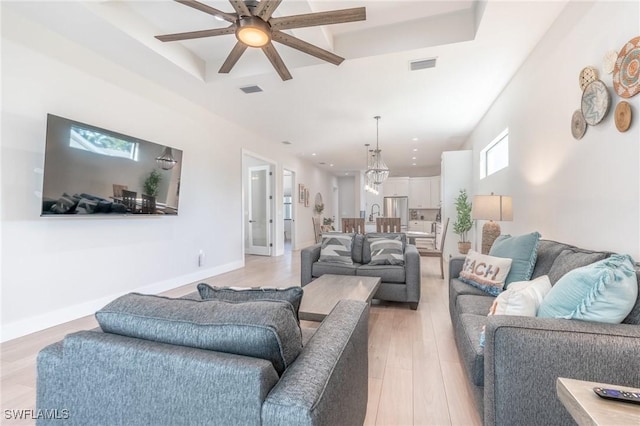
[{"x1": 299, "y1": 274, "x2": 381, "y2": 322}]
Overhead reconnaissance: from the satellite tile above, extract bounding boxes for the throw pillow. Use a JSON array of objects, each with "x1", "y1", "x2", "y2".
[
  {"x1": 547, "y1": 249, "x2": 609, "y2": 284},
  {"x1": 197, "y1": 284, "x2": 303, "y2": 322},
  {"x1": 96, "y1": 293, "x2": 302, "y2": 375},
  {"x1": 489, "y1": 232, "x2": 541, "y2": 287},
  {"x1": 318, "y1": 233, "x2": 354, "y2": 265},
  {"x1": 479, "y1": 275, "x2": 552, "y2": 348},
  {"x1": 459, "y1": 250, "x2": 513, "y2": 296},
  {"x1": 368, "y1": 238, "x2": 405, "y2": 266},
  {"x1": 537, "y1": 254, "x2": 638, "y2": 323}
]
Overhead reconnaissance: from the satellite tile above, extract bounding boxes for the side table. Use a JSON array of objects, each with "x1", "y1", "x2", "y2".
[{"x1": 556, "y1": 377, "x2": 640, "y2": 426}]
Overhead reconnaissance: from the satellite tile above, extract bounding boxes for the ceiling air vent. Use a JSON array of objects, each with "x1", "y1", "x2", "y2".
[
  {"x1": 240, "y1": 85, "x2": 263, "y2": 94},
  {"x1": 409, "y1": 57, "x2": 437, "y2": 71}
]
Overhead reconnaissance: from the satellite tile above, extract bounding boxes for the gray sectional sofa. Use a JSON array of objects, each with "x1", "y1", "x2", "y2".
[
  {"x1": 36, "y1": 295, "x2": 369, "y2": 426},
  {"x1": 449, "y1": 239, "x2": 640, "y2": 425},
  {"x1": 301, "y1": 232, "x2": 421, "y2": 309}
]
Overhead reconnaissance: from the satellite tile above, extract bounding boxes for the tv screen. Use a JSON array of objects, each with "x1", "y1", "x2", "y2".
[{"x1": 41, "y1": 114, "x2": 183, "y2": 216}]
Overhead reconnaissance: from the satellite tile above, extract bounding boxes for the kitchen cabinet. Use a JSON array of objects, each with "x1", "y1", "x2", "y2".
[
  {"x1": 408, "y1": 220, "x2": 434, "y2": 233},
  {"x1": 383, "y1": 177, "x2": 409, "y2": 197},
  {"x1": 409, "y1": 176, "x2": 441, "y2": 208}
]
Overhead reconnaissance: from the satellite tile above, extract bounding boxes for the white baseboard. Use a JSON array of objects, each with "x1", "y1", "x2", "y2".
[{"x1": 0, "y1": 260, "x2": 244, "y2": 343}]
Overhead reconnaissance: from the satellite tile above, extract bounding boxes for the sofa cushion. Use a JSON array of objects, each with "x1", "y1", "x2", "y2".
[
  {"x1": 538, "y1": 254, "x2": 638, "y2": 323},
  {"x1": 368, "y1": 238, "x2": 405, "y2": 266},
  {"x1": 197, "y1": 284, "x2": 303, "y2": 322},
  {"x1": 489, "y1": 232, "x2": 541, "y2": 287},
  {"x1": 319, "y1": 233, "x2": 354, "y2": 265},
  {"x1": 356, "y1": 264, "x2": 406, "y2": 283},
  {"x1": 352, "y1": 234, "x2": 365, "y2": 264},
  {"x1": 363, "y1": 233, "x2": 406, "y2": 264},
  {"x1": 547, "y1": 249, "x2": 609, "y2": 284},
  {"x1": 623, "y1": 264, "x2": 640, "y2": 324},
  {"x1": 312, "y1": 262, "x2": 359, "y2": 278},
  {"x1": 455, "y1": 313, "x2": 487, "y2": 386},
  {"x1": 530, "y1": 240, "x2": 574, "y2": 279},
  {"x1": 95, "y1": 293, "x2": 302, "y2": 375},
  {"x1": 459, "y1": 250, "x2": 513, "y2": 296},
  {"x1": 456, "y1": 295, "x2": 495, "y2": 316}
]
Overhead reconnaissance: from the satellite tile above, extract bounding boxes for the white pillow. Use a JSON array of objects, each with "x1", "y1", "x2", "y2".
[{"x1": 490, "y1": 275, "x2": 552, "y2": 317}]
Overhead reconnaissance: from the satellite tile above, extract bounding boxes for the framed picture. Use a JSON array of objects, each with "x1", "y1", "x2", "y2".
[
  {"x1": 298, "y1": 184, "x2": 305, "y2": 204},
  {"x1": 304, "y1": 188, "x2": 310, "y2": 207}
]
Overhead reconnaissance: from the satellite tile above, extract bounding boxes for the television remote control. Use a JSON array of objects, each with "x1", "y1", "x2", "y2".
[{"x1": 593, "y1": 387, "x2": 640, "y2": 405}]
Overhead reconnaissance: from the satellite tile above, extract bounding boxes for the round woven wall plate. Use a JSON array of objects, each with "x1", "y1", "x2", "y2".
[
  {"x1": 579, "y1": 66, "x2": 598, "y2": 91},
  {"x1": 613, "y1": 36, "x2": 640, "y2": 98},
  {"x1": 615, "y1": 101, "x2": 632, "y2": 132},
  {"x1": 571, "y1": 109, "x2": 587, "y2": 139},
  {"x1": 603, "y1": 50, "x2": 618, "y2": 74},
  {"x1": 581, "y1": 80, "x2": 610, "y2": 125}
]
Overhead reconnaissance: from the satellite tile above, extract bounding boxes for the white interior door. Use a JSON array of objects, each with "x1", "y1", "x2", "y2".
[{"x1": 247, "y1": 165, "x2": 271, "y2": 255}]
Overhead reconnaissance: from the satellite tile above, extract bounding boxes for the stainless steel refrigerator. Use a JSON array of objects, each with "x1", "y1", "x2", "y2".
[{"x1": 383, "y1": 196, "x2": 409, "y2": 231}]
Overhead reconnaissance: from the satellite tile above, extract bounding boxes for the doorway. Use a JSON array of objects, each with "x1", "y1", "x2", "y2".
[
  {"x1": 283, "y1": 169, "x2": 295, "y2": 252},
  {"x1": 243, "y1": 153, "x2": 276, "y2": 256}
]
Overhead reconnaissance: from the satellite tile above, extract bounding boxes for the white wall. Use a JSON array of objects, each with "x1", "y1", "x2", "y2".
[
  {"x1": 0, "y1": 10, "x2": 335, "y2": 340},
  {"x1": 337, "y1": 176, "x2": 356, "y2": 228},
  {"x1": 465, "y1": 1, "x2": 640, "y2": 258}
]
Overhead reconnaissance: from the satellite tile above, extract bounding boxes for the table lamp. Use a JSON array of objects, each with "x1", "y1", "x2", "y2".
[{"x1": 472, "y1": 193, "x2": 513, "y2": 254}]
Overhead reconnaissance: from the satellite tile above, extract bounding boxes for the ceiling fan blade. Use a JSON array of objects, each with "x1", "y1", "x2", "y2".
[
  {"x1": 219, "y1": 42, "x2": 248, "y2": 74},
  {"x1": 254, "y1": 0, "x2": 282, "y2": 21},
  {"x1": 261, "y1": 43, "x2": 292, "y2": 81},
  {"x1": 156, "y1": 26, "x2": 235, "y2": 42},
  {"x1": 272, "y1": 31, "x2": 344, "y2": 65},
  {"x1": 228, "y1": 0, "x2": 251, "y2": 17},
  {"x1": 175, "y1": 0, "x2": 237, "y2": 23},
  {"x1": 270, "y1": 7, "x2": 366, "y2": 31}
]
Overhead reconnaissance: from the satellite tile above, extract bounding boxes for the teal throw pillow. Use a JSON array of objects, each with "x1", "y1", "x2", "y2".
[
  {"x1": 537, "y1": 254, "x2": 638, "y2": 323},
  {"x1": 489, "y1": 232, "x2": 541, "y2": 287}
]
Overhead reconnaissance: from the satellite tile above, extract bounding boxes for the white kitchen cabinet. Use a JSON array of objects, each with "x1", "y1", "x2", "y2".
[
  {"x1": 408, "y1": 220, "x2": 423, "y2": 231},
  {"x1": 383, "y1": 177, "x2": 409, "y2": 197},
  {"x1": 409, "y1": 176, "x2": 440, "y2": 208},
  {"x1": 430, "y1": 177, "x2": 441, "y2": 208}
]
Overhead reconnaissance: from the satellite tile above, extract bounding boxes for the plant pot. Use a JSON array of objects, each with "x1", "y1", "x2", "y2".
[{"x1": 458, "y1": 241, "x2": 471, "y2": 255}]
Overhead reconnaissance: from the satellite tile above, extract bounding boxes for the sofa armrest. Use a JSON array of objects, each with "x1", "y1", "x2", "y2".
[
  {"x1": 262, "y1": 300, "x2": 369, "y2": 426},
  {"x1": 301, "y1": 243, "x2": 322, "y2": 286},
  {"x1": 404, "y1": 244, "x2": 421, "y2": 304},
  {"x1": 449, "y1": 256, "x2": 465, "y2": 280},
  {"x1": 484, "y1": 316, "x2": 640, "y2": 426}
]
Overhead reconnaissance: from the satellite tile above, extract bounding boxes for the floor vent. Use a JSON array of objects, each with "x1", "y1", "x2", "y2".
[
  {"x1": 409, "y1": 58, "x2": 437, "y2": 71},
  {"x1": 240, "y1": 85, "x2": 263, "y2": 94}
]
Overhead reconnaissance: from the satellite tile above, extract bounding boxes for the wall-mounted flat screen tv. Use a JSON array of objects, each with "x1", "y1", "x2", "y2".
[{"x1": 41, "y1": 114, "x2": 183, "y2": 216}]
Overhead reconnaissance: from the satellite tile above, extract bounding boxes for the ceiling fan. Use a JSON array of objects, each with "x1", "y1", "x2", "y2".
[{"x1": 155, "y1": 0, "x2": 366, "y2": 81}]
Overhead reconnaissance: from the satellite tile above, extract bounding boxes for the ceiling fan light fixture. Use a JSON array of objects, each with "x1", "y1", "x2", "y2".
[{"x1": 236, "y1": 16, "x2": 271, "y2": 47}]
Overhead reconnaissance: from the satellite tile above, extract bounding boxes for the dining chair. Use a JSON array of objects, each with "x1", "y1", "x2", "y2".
[
  {"x1": 341, "y1": 218, "x2": 365, "y2": 234},
  {"x1": 113, "y1": 184, "x2": 128, "y2": 198},
  {"x1": 141, "y1": 194, "x2": 156, "y2": 214},
  {"x1": 420, "y1": 218, "x2": 449, "y2": 278},
  {"x1": 121, "y1": 189, "x2": 138, "y2": 213},
  {"x1": 376, "y1": 217, "x2": 402, "y2": 232}
]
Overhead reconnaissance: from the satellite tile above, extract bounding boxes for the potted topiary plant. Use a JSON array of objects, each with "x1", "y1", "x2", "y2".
[
  {"x1": 143, "y1": 169, "x2": 162, "y2": 197},
  {"x1": 453, "y1": 189, "x2": 473, "y2": 254}
]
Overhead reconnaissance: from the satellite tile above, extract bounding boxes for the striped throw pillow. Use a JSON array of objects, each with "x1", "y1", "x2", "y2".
[{"x1": 318, "y1": 233, "x2": 354, "y2": 265}]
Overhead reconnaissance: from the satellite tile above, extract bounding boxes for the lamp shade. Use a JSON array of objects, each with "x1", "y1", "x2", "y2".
[{"x1": 472, "y1": 194, "x2": 513, "y2": 221}]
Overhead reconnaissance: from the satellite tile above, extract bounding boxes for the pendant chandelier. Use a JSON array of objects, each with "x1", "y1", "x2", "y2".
[
  {"x1": 363, "y1": 143, "x2": 379, "y2": 195},
  {"x1": 365, "y1": 116, "x2": 389, "y2": 186},
  {"x1": 156, "y1": 146, "x2": 178, "y2": 170}
]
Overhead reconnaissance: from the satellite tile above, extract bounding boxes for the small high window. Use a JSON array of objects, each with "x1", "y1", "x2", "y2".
[
  {"x1": 480, "y1": 129, "x2": 509, "y2": 179},
  {"x1": 70, "y1": 126, "x2": 139, "y2": 160}
]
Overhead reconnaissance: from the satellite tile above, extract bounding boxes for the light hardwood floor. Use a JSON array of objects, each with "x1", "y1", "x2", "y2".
[{"x1": 1, "y1": 251, "x2": 481, "y2": 426}]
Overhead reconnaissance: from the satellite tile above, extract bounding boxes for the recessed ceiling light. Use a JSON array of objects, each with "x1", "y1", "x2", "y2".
[
  {"x1": 329, "y1": 164, "x2": 334, "y2": 167},
  {"x1": 412, "y1": 163, "x2": 417, "y2": 166},
  {"x1": 412, "y1": 156, "x2": 417, "y2": 160},
  {"x1": 412, "y1": 137, "x2": 418, "y2": 141},
  {"x1": 413, "y1": 148, "x2": 418, "y2": 152},
  {"x1": 312, "y1": 153, "x2": 316, "y2": 156}
]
